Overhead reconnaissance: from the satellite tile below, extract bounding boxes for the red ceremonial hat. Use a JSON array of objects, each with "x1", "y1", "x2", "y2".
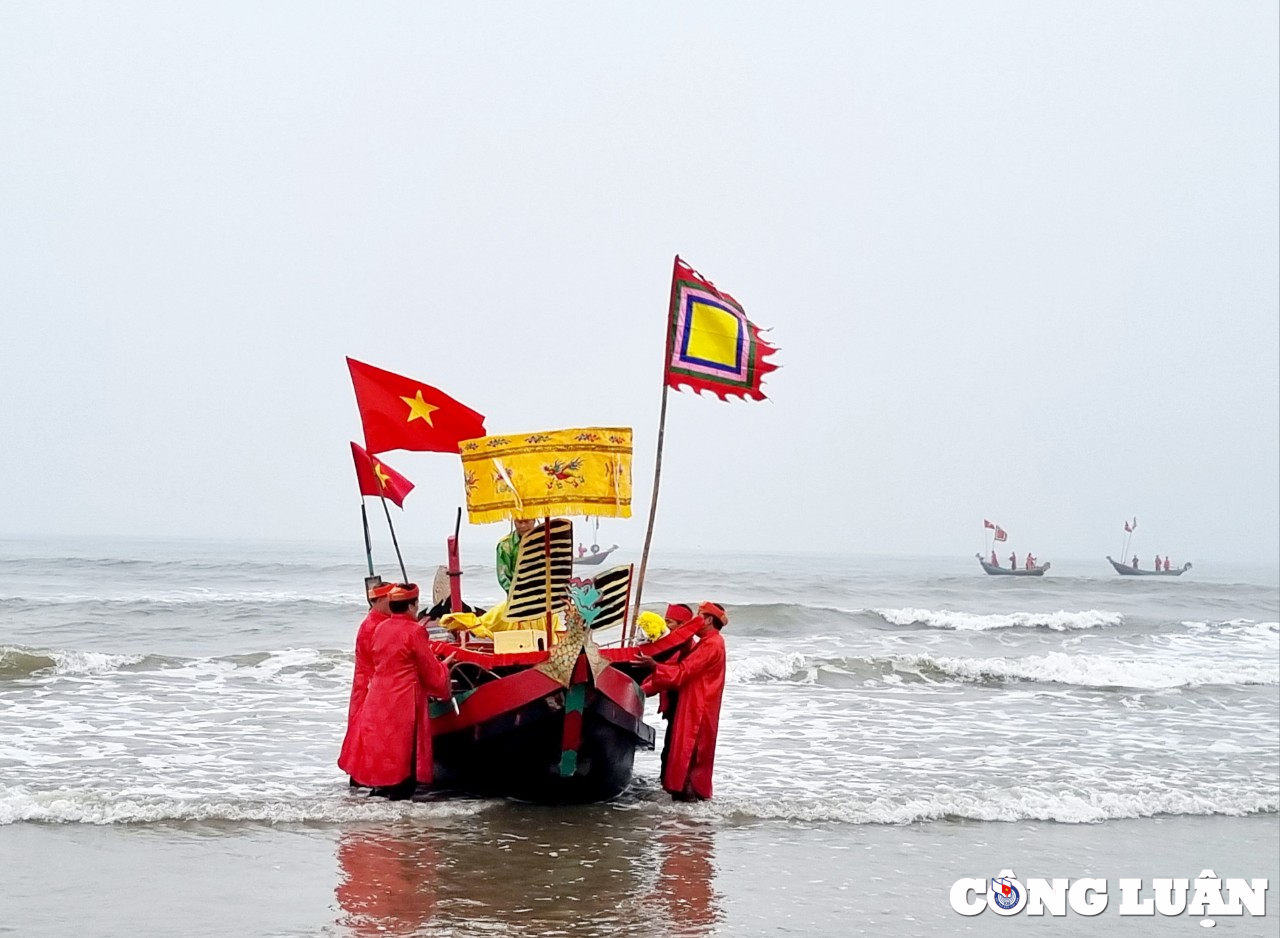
[
  {"x1": 368, "y1": 582, "x2": 396, "y2": 599},
  {"x1": 698, "y1": 601, "x2": 728, "y2": 627},
  {"x1": 664, "y1": 603, "x2": 693, "y2": 622},
  {"x1": 389, "y1": 583, "x2": 420, "y2": 601}
]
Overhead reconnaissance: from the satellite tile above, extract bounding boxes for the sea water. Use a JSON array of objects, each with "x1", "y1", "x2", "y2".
[{"x1": 1, "y1": 537, "x2": 1276, "y2": 936}]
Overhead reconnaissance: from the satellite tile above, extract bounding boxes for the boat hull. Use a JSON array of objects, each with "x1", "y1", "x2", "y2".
[
  {"x1": 1106, "y1": 557, "x2": 1191, "y2": 576},
  {"x1": 427, "y1": 657, "x2": 654, "y2": 805},
  {"x1": 573, "y1": 546, "x2": 618, "y2": 567},
  {"x1": 976, "y1": 554, "x2": 1050, "y2": 576}
]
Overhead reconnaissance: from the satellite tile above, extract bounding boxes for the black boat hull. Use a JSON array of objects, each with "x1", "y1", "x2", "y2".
[
  {"x1": 430, "y1": 676, "x2": 654, "y2": 804},
  {"x1": 1106, "y1": 557, "x2": 1191, "y2": 576}
]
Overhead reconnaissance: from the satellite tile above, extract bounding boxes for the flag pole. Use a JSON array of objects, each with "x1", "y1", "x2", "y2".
[
  {"x1": 361, "y1": 501, "x2": 375, "y2": 576},
  {"x1": 629, "y1": 255, "x2": 681, "y2": 643},
  {"x1": 379, "y1": 493, "x2": 409, "y2": 582}
]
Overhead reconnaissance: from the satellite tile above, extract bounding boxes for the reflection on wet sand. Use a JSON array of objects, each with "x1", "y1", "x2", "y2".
[{"x1": 334, "y1": 807, "x2": 722, "y2": 937}]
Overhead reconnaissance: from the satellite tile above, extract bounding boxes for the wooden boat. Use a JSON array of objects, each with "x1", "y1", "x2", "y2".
[
  {"x1": 426, "y1": 616, "x2": 695, "y2": 803},
  {"x1": 1106, "y1": 556, "x2": 1192, "y2": 576},
  {"x1": 574, "y1": 544, "x2": 619, "y2": 566},
  {"x1": 423, "y1": 438, "x2": 665, "y2": 804},
  {"x1": 975, "y1": 553, "x2": 1050, "y2": 577}
]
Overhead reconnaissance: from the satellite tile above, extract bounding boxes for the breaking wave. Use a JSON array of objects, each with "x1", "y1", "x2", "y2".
[
  {"x1": 0, "y1": 645, "x2": 349, "y2": 681},
  {"x1": 727, "y1": 650, "x2": 1279, "y2": 690},
  {"x1": 0, "y1": 787, "x2": 489, "y2": 826},
  {"x1": 871, "y1": 607, "x2": 1123, "y2": 631},
  {"x1": 671, "y1": 787, "x2": 1280, "y2": 826}
]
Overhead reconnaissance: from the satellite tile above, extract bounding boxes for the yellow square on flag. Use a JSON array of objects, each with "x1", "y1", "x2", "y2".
[{"x1": 685, "y1": 300, "x2": 742, "y2": 368}]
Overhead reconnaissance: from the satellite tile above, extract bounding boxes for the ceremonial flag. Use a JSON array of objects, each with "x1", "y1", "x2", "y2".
[
  {"x1": 347, "y1": 357, "x2": 487, "y2": 454},
  {"x1": 1123, "y1": 520, "x2": 1131, "y2": 533},
  {"x1": 350, "y1": 442, "x2": 415, "y2": 508},
  {"x1": 459, "y1": 427, "x2": 633, "y2": 525},
  {"x1": 984, "y1": 519, "x2": 995, "y2": 530},
  {"x1": 664, "y1": 257, "x2": 778, "y2": 401},
  {"x1": 994, "y1": 526, "x2": 1008, "y2": 542}
]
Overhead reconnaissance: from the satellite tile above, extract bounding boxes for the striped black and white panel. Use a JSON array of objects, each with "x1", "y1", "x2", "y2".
[
  {"x1": 505, "y1": 518, "x2": 575, "y2": 621},
  {"x1": 585, "y1": 564, "x2": 633, "y2": 631}
]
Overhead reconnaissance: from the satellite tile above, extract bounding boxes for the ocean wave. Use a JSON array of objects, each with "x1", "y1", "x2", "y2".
[
  {"x1": 0, "y1": 645, "x2": 349, "y2": 681},
  {"x1": 0, "y1": 787, "x2": 488, "y2": 826},
  {"x1": 674, "y1": 787, "x2": 1280, "y2": 825},
  {"x1": 0, "y1": 590, "x2": 362, "y2": 608},
  {"x1": 871, "y1": 607, "x2": 1123, "y2": 631},
  {"x1": 726, "y1": 649, "x2": 1278, "y2": 690},
  {"x1": 6, "y1": 782, "x2": 1274, "y2": 827}
]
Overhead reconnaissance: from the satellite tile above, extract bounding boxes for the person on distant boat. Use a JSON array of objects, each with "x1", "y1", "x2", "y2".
[
  {"x1": 990, "y1": 551, "x2": 999, "y2": 567},
  {"x1": 578, "y1": 543, "x2": 587, "y2": 558},
  {"x1": 1153, "y1": 554, "x2": 1160, "y2": 572},
  {"x1": 1163, "y1": 556, "x2": 1171, "y2": 571},
  {"x1": 496, "y1": 517, "x2": 538, "y2": 592},
  {"x1": 1025, "y1": 554, "x2": 1036, "y2": 570},
  {"x1": 1009, "y1": 552, "x2": 1017, "y2": 570},
  {"x1": 345, "y1": 584, "x2": 456, "y2": 799},
  {"x1": 1132, "y1": 555, "x2": 1140, "y2": 569},
  {"x1": 338, "y1": 580, "x2": 395, "y2": 786},
  {"x1": 637, "y1": 601, "x2": 728, "y2": 802}
]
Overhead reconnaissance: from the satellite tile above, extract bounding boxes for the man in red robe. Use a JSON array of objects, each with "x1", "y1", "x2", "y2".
[
  {"x1": 650, "y1": 603, "x2": 697, "y2": 783},
  {"x1": 638, "y1": 601, "x2": 728, "y2": 801},
  {"x1": 345, "y1": 584, "x2": 455, "y2": 798},
  {"x1": 338, "y1": 580, "x2": 395, "y2": 784}
]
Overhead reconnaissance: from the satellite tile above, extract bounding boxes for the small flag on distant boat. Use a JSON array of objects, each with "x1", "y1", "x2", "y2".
[
  {"x1": 347, "y1": 357, "x2": 487, "y2": 454},
  {"x1": 663, "y1": 257, "x2": 778, "y2": 401},
  {"x1": 984, "y1": 519, "x2": 995, "y2": 530},
  {"x1": 350, "y1": 442, "x2": 415, "y2": 508},
  {"x1": 994, "y1": 526, "x2": 1008, "y2": 542}
]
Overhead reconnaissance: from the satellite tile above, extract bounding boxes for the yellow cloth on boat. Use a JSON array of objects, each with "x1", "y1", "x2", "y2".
[
  {"x1": 439, "y1": 601, "x2": 564, "y2": 642},
  {"x1": 458, "y1": 427, "x2": 632, "y2": 524}
]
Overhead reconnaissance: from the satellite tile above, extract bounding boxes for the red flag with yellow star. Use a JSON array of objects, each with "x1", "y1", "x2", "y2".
[
  {"x1": 346, "y1": 357, "x2": 487, "y2": 454},
  {"x1": 350, "y1": 442, "x2": 415, "y2": 507}
]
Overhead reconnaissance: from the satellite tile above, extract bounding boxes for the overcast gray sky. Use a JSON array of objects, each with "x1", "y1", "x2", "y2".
[{"x1": 2, "y1": 2, "x2": 1276, "y2": 564}]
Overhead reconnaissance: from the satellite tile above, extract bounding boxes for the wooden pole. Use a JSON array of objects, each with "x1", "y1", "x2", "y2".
[
  {"x1": 379, "y1": 494, "x2": 408, "y2": 582},
  {"x1": 360, "y1": 501, "x2": 375, "y2": 576},
  {"x1": 630, "y1": 256, "x2": 682, "y2": 643}
]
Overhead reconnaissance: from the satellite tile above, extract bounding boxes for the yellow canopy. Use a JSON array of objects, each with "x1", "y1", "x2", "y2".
[{"x1": 459, "y1": 427, "x2": 633, "y2": 524}]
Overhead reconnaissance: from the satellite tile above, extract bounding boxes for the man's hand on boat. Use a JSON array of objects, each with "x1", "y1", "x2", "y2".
[
  {"x1": 440, "y1": 651, "x2": 458, "y2": 668},
  {"x1": 632, "y1": 653, "x2": 658, "y2": 669}
]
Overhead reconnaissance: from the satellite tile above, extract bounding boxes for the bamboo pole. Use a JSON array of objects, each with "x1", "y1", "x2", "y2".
[
  {"x1": 361, "y1": 501, "x2": 375, "y2": 576},
  {"x1": 629, "y1": 256, "x2": 682, "y2": 643},
  {"x1": 379, "y1": 493, "x2": 408, "y2": 582}
]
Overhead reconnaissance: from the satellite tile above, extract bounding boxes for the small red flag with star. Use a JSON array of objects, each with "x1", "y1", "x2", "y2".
[
  {"x1": 350, "y1": 442, "x2": 415, "y2": 508},
  {"x1": 346, "y1": 357, "x2": 487, "y2": 454}
]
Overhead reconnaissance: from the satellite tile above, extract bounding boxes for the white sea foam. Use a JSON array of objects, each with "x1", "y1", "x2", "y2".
[
  {"x1": 727, "y1": 652, "x2": 812, "y2": 684},
  {"x1": 873, "y1": 607, "x2": 1123, "y2": 631},
  {"x1": 673, "y1": 787, "x2": 1280, "y2": 825},
  {"x1": 899, "y1": 651, "x2": 1279, "y2": 689},
  {"x1": 724, "y1": 648, "x2": 1278, "y2": 689},
  {"x1": 0, "y1": 786, "x2": 488, "y2": 825},
  {"x1": 0, "y1": 589, "x2": 359, "y2": 606}
]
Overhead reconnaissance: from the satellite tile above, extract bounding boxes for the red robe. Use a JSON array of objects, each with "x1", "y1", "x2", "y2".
[
  {"x1": 344, "y1": 613, "x2": 452, "y2": 788},
  {"x1": 642, "y1": 629, "x2": 726, "y2": 800},
  {"x1": 337, "y1": 609, "x2": 388, "y2": 776}
]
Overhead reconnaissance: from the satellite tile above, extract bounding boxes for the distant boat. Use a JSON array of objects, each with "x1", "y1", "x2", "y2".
[
  {"x1": 1106, "y1": 556, "x2": 1192, "y2": 577},
  {"x1": 574, "y1": 517, "x2": 618, "y2": 566},
  {"x1": 975, "y1": 553, "x2": 1050, "y2": 577},
  {"x1": 574, "y1": 545, "x2": 619, "y2": 567}
]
